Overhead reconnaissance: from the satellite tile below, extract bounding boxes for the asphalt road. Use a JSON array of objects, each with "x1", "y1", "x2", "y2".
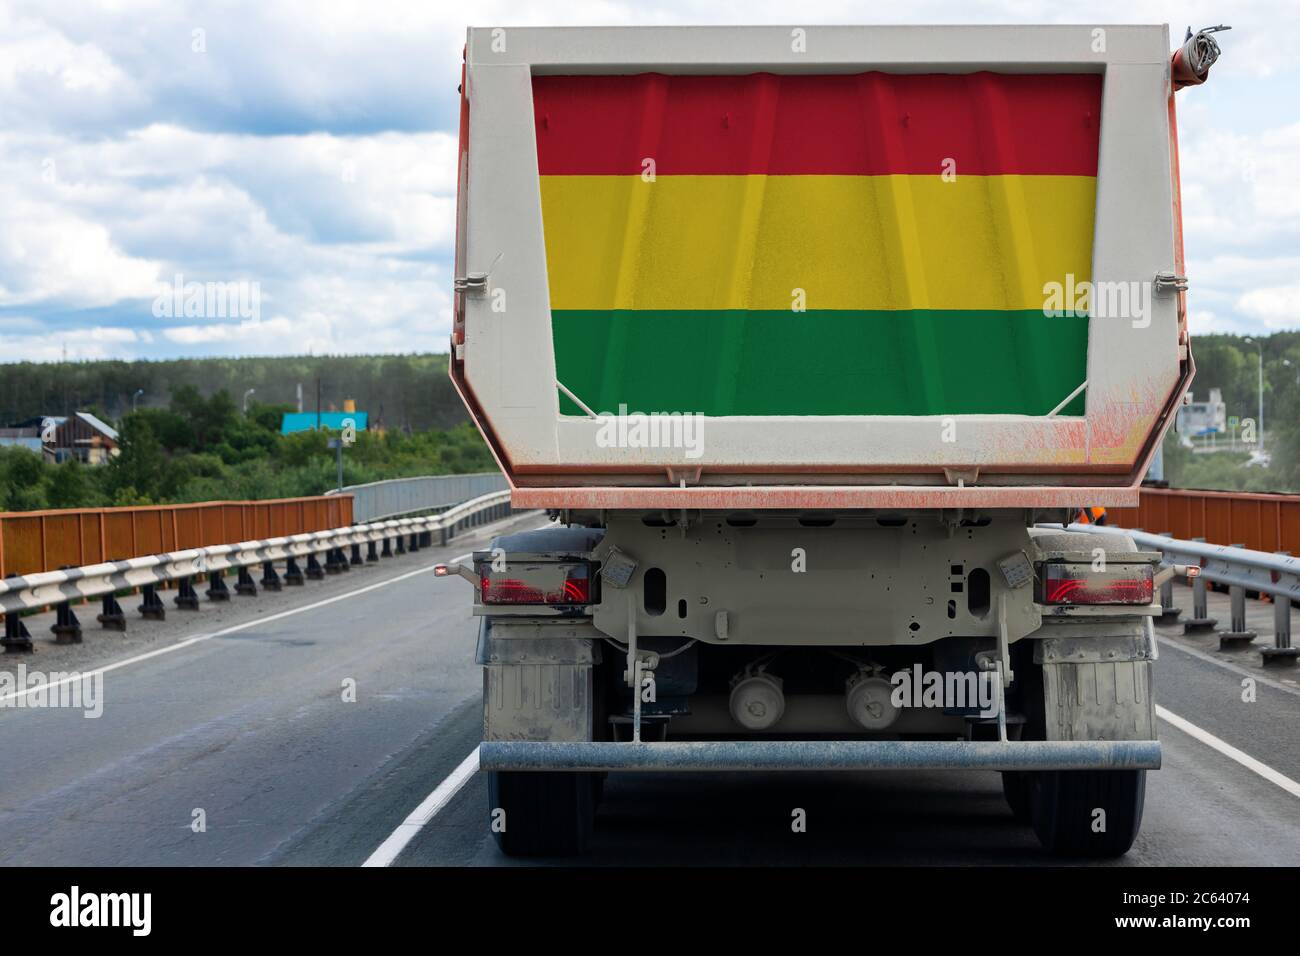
[{"x1": 1, "y1": 538, "x2": 1297, "y2": 867}]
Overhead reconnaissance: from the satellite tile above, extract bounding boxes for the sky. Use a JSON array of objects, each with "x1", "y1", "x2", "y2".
[{"x1": 0, "y1": 0, "x2": 1297, "y2": 363}]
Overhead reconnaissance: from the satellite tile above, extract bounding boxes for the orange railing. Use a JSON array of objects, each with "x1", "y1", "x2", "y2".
[
  {"x1": 1111, "y1": 488, "x2": 1300, "y2": 555},
  {"x1": 0, "y1": 495, "x2": 354, "y2": 578}
]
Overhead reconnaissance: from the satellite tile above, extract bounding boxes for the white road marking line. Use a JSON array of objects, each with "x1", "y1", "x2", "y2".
[
  {"x1": 0, "y1": 561, "x2": 446, "y2": 705},
  {"x1": 1157, "y1": 635, "x2": 1300, "y2": 699},
  {"x1": 0, "y1": 514, "x2": 547, "y2": 706},
  {"x1": 362, "y1": 746, "x2": 481, "y2": 867},
  {"x1": 1157, "y1": 705, "x2": 1300, "y2": 799}
]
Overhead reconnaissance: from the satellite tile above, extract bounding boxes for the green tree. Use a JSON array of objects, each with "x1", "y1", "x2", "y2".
[{"x1": 106, "y1": 417, "x2": 169, "y2": 501}]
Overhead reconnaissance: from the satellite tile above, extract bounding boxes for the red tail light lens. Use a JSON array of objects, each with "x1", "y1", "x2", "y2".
[
  {"x1": 478, "y1": 561, "x2": 594, "y2": 606},
  {"x1": 1039, "y1": 563, "x2": 1154, "y2": 605}
]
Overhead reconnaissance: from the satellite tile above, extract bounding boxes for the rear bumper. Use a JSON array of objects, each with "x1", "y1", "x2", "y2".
[{"x1": 479, "y1": 739, "x2": 1162, "y2": 773}]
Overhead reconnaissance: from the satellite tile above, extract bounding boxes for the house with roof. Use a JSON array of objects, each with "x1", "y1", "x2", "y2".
[{"x1": 0, "y1": 413, "x2": 119, "y2": 464}]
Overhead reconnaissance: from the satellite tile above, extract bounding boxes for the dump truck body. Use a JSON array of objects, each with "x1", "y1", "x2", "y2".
[
  {"x1": 452, "y1": 24, "x2": 1192, "y2": 510},
  {"x1": 444, "y1": 24, "x2": 1216, "y2": 858}
]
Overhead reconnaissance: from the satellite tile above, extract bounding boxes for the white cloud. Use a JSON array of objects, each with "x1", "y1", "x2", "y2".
[
  {"x1": 1236, "y1": 284, "x2": 1300, "y2": 329},
  {"x1": 2, "y1": 0, "x2": 1300, "y2": 363},
  {"x1": 0, "y1": 195, "x2": 160, "y2": 308}
]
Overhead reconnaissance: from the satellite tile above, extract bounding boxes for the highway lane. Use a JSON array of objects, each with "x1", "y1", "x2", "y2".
[
  {"x1": 1, "y1": 530, "x2": 1297, "y2": 866},
  {"x1": 0, "y1": 512, "x2": 542, "y2": 867},
  {"x1": 387, "y1": 640, "x2": 1300, "y2": 866}
]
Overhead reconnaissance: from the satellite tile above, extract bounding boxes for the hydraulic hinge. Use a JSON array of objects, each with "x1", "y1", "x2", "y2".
[
  {"x1": 1154, "y1": 271, "x2": 1188, "y2": 295},
  {"x1": 453, "y1": 272, "x2": 489, "y2": 295}
]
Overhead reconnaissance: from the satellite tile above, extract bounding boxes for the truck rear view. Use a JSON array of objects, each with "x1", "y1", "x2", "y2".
[{"x1": 442, "y1": 24, "x2": 1221, "y2": 857}]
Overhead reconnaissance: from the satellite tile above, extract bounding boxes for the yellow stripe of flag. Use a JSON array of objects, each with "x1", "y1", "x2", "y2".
[{"x1": 539, "y1": 174, "x2": 1096, "y2": 313}]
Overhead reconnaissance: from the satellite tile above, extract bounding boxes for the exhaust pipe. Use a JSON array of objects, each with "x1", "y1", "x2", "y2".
[{"x1": 1172, "y1": 25, "x2": 1230, "y2": 89}]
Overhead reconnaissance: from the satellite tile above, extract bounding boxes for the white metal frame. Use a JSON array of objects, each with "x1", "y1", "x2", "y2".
[{"x1": 458, "y1": 25, "x2": 1183, "y2": 493}]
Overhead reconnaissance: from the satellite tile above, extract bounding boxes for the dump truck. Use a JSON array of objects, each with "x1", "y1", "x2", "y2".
[{"x1": 439, "y1": 23, "x2": 1225, "y2": 857}]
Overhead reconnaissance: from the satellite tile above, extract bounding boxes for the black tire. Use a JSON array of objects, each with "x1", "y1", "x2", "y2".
[
  {"x1": 1030, "y1": 769, "x2": 1146, "y2": 857},
  {"x1": 1001, "y1": 771, "x2": 1033, "y2": 824},
  {"x1": 487, "y1": 770, "x2": 594, "y2": 857}
]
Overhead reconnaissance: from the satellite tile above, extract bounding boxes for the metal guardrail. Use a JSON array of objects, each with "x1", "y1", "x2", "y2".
[
  {"x1": 0, "y1": 495, "x2": 354, "y2": 579},
  {"x1": 1112, "y1": 487, "x2": 1300, "y2": 555},
  {"x1": 0, "y1": 490, "x2": 514, "y2": 653},
  {"x1": 1063, "y1": 522, "x2": 1298, "y2": 664},
  {"x1": 331, "y1": 473, "x2": 508, "y2": 522}
]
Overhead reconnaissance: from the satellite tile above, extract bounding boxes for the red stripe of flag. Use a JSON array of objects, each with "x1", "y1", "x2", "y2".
[{"x1": 533, "y1": 72, "x2": 1102, "y2": 177}]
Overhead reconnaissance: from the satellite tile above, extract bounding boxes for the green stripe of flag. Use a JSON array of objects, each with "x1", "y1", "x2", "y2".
[{"x1": 552, "y1": 309, "x2": 1087, "y2": 418}]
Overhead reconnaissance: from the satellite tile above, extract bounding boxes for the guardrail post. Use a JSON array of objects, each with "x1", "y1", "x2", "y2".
[
  {"x1": 408, "y1": 533, "x2": 420, "y2": 553},
  {"x1": 284, "y1": 557, "x2": 305, "y2": 586},
  {"x1": 394, "y1": 534, "x2": 406, "y2": 555},
  {"x1": 261, "y1": 561, "x2": 282, "y2": 591},
  {"x1": 440, "y1": 524, "x2": 449, "y2": 546},
  {"x1": 2, "y1": 611, "x2": 34, "y2": 653},
  {"x1": 324, "y1": 548, "x2": 342, "y2": 575},
  {"x1": 306, "y1": 553, "x2": 325, "y2": 580},
  {"x1": 367, "y1": 541, "x2": 379, "y2": 562},
  {"x1": 1183, "y1": 540, "x2": 1217, "y2": 633},
  {"x1": 1218, "y1": 545, "x2": 1257, "y2": 648},
  {"x1": 419, "y1": 530, "x2": 432, "y2": 548},
  {"x1": 175, "y1": 576, "x2": 200, "y2": 610},
  {"x1": 381, "y1": 537, "x2": 392, "y2": 558},
  {"x1": 139, "y1": 584, "x2": 166, "y2": 620},
  {"x1": 206, "y1": 570, "x2": 231, "y2": 602},
  {"x1": 51, "y1": 572, "x2": 83, "y2": 644},
  {"x1": 336, "y1": 546, "x2": 352, "y2": 571},
  {"x1": 2, "y1": 578, "x2": 35, "y2": 652},
  {"x1": 97, "y1": 593, "x2": 127, "y2": 631},
  {"x1": 235, "y1": 566, "x2": 258, "y2": 596},
  {"x1": 1156, "y1": 532, "x2": 1182, "y2": 624},
  {"x1": 351, "y1": 544, "x2": 364, "y2": 566},
  {"x1": 1262, "y1": 551, "x2": 1298, "y2": 666}
]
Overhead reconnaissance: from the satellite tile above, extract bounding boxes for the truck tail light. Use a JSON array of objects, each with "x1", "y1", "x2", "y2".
[
  {"x1": 477, "y1": 560, "x2": 595, "y2": 606},
  {"x1": 1039, "y1": 563, "x2": 1154, "y2": 606}
]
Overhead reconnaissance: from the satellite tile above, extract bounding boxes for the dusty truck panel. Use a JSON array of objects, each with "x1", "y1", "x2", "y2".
[
  {"x1": 451, "y1": 24, "x2": 1191, "y2": 509},
  {"x1": 443, "y1": 24, "x2": 1222, "y2": 859}
]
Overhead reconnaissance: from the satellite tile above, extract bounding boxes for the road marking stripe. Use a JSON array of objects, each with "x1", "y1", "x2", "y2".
[
  {"x1": 0, "y1": 561, "x2": 449, "y2": 705},
  {"x1": 362, "y1": 747, "x2": 481, "y2": 867},
  {"x1": 1157, "y1": 705, "x2": 1300, "y2": 800},
  {"x1": 1156, "y1": 635, "x2": 1300, "y2": 700}
]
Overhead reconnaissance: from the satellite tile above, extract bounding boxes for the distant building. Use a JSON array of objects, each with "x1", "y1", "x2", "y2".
[
  {"x1": 0, "y1": 413, "x2": 120, "y2": 464},
  {"x1": 1176, "y1": 388, "x2": 1226, "y2": 438},
  {"x1": 280, "y1": 411, "x2": 369, "y2": 435}
]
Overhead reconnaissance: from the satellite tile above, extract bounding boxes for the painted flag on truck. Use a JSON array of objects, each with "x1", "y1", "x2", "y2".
[{"x1": 533, "y1": 72, "x2": 1101, "y2": 418}]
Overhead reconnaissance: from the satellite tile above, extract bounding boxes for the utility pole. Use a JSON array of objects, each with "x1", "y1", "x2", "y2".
[
  {"x1": 328, "y1": 437, "x2": 344, "y2": 490},
  {"x1": 1244, "y1": 336, "x2": 1264, "y2": 448},
  {"x1": 316, "y1": 378, "x2": 322, "y2": 432}
]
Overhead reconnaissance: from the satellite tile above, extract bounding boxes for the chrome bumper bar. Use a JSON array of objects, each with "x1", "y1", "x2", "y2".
[{"x1": 479, "y1": 739, "x2": 1162, "y2": 773}]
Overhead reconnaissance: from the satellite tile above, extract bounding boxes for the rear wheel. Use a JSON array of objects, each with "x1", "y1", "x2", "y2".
[
  {"x1": 1030, "y1": 769, "x2": 1146, "y2": 857},
  {"x1": 487, "y1": 770, "x2": 595, "y2": 857},
  {"x1": 1001, "y1": 771, "x2": 1032, "y2": 824}
]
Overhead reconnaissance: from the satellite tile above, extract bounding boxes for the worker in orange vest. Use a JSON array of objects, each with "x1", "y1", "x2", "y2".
[{"x1": 1077, "y1": 506, "x2": 1107, "y2": 526}]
